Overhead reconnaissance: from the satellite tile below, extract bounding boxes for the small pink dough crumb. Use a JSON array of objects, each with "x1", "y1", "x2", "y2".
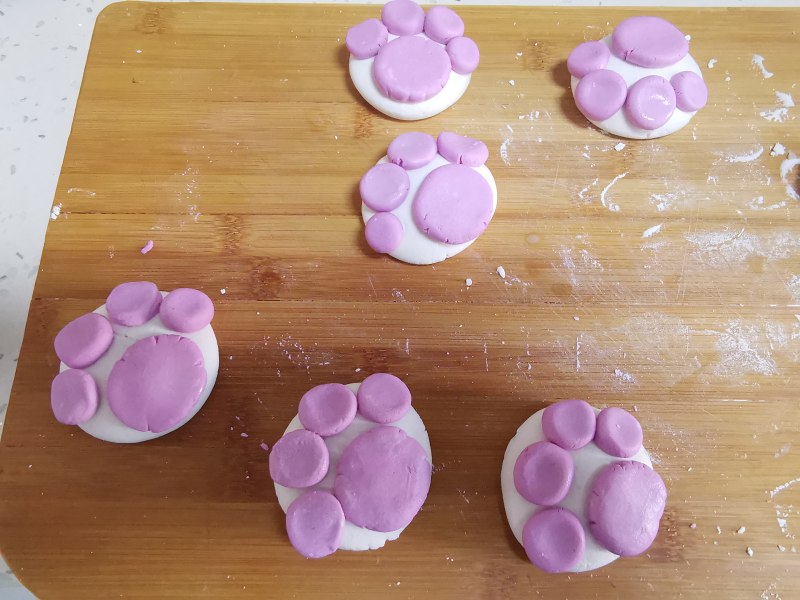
[
  {"x1": 240, "y1": 432, "x2": 249, "y2": 438},
  {"x1": 260, "y1": 442, "x2": 269, "y2": 452},
  {"x1": 140, "y1": 240, "x2": 154, "y2": 254},
  {"x1": 690, "y1": 523, "x2": 697, "y2": 529}
]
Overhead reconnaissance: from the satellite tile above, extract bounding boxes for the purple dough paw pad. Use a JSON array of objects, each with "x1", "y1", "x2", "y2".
[{"x1": 346, "y1": 0, "x2": 479, "y2": 104}]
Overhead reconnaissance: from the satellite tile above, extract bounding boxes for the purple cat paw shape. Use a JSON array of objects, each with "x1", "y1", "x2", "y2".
[
  {"x1": 50, "y1": 282, "x2": 219, "y2": 443},
  {"x1": 568, "y1": 16, "x2": 707, "y2": 139},
  {"x1": 360, "y1": 131, "x2": 497, "y2": 265},
  {"x1": 271, "y1": 376, "x2": 431, "y2": 556},
  {"x1": 346, "y1": 0, "x2": 480, "y2": 120}
]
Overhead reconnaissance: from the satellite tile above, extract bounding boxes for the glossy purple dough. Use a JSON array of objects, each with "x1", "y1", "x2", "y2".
[
  {"x1": 333, "y1": 425, "x2": 431, "y2": 532},
  {"x1": 594, "y1": 407, "x2": 643, "y2": 458},
  {"x1": 412, "y1": 164, "x2": 494, "y2": 245},
  {"x1": 388, "y1": 132, "x2": 438, "y2": 170},
  {"x1": 346, "y1": 18, "x2": 389, "y2": 60},
  {"x1": 286, "y1": 491, "x2": 345, "y2": 559},
  {"x1": 567, "y1": 40, "x2": 611, "y2": 78},
  {"x1": 423, "y1": 5, "x2": 464, "y2": 44},
  {"x1": 541, "y1": 399, "x2": 596, "y2": 450},
  {"x1": 158, "y1": 288, "x2": 214, "y2": 333},
  {"x1": 298, "y1": 383, "x2": 357, "y2": 437},
  {"x1": 54, "y1": 312, "x2": 114, "y2": 369},
  {"x1": 360, "y1": 162, "x2": 410, "y2": 212},
  {"x1": 373, "y1": 36, "x2": 451, "y2": 103},
  {"x1": 436, "y1": 132, "x2": 489, "y2": 168},
  {"x1": 513, "y1": 441, "x2": 575, "y2": 506},
  {"x1": 611, "y1": 16, "x2": 689, "y2": 68},
  {"x1": 105, "y1": 281, "x2": 162, "y2": 326},
  {"x1": 50, "y1": 368, "x2": 99, "y2": 425},
  {"x1": 107, "y1": 335, "x2": 207, "y2": 433},
  {"x1": 587, "y1": 460, "x2": 667, "y2": 556},
  {"x1": 365, "y1": 212, "x2": 405, "y2": 254},
  {"x1": 356, "y1": 373, "x2": 412, "y2": 423},
  {"x1": 381, "y1": 0, "x2": 424, "y2": 36},
  {"x1": 522, "y1": 507, "x2": 586, "y2": 573},
  {"x1": 624, "y1": 75, "x2": 676, "y2": 130},
  {"x1": 445, "y1": 36, "x2": 480, "y2": 75},
  {"x1": 671, "y1": 71, "x2": 708, "y2": 112},
  {"x1": 269, "y1": 429, "x2": 330, "y2": 489},
  {"x1": 574, "y1": 69, "x2": 627, "y2": 122}
]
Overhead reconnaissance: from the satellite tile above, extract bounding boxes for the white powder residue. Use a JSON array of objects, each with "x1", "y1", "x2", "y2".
[
  {"x1": 771, "y1": 143, "x2": 787, "y2": 157},
  {"x1": 746, "y1": 547, "x2": 754, "y2": 557},
  {"x1": 651, "y1": 191, "x2": 679, "y2": 212},
  {"x1": 770, "y1": 477, "x2": 800, "y2": 498},
  {"x1": 724, "y1": 145, "x2": 764, "y2": 163},
  {"x1": 707, "y1": 58, "x2": 717, "y2": 68},
  {"x1": 613, "y1": 368, "x2": 636, "y2": 383},
  {"x1": 465, "y1": 278, "x2": 473, "y2": 287},
  {"x1": 578, "y1": 178, "x2": 599, "y2": 202},
  {"x1": 500, "y1": 125, "x2": 513, "y2": 166},
  {"x1": 760, "y1": 582, "x2": 781, "y2": 600},
  {"x1": 780, "y1": 152, "x2": 800, "y2": 201},
  {"x1": 600, "y1": 172, "x2": 627, "y2": 212},
  {"x1": 752, "y1": 54, "x2": 774, "y2": 79},
  {"x1": 496, "y1": 266, "x2": 506, "y2": 279},
  {"x1": 761, "y1": 108, "x2": 791, "y2": 123},
  {"x1": 220, "y1": 288, "x2": 226, "y2": 295},
  {"x1": 518, "y1": 110, "x2": 540, "y2": 120},
  {"x1": 786, "y1": 274, "x2": 800, "y2": 303},
  {"x1": 642, "y1": 224, "x2": 663, "y2": 239},
  {"x1": 508, "y1": 79, "x2": 515, "y2": 86},
  {"x1": 188, "y1": 204, "x2": 202, "y2": 222},
  {"x1": 775, "y1": 444, "x2": 792, "y2": 458},
  {"x1": 737, "y1": 526, "x2": 747, "y2": 534},
  {"x1": 713, "y1": 320, "x2": 777, "y2": 377},
  {"x1": 391, "y1": 288, "x2": 407, "y2": 302},
  {"x1": 49, "y1": 203, "x2": 62, "y2": 220},
  {"x1": 685, "y1": 229, "x2": 760, "y2": 267},
  {"x1": 777, "y1": 92, "x2": 796, "y2": 108},
  {"x1": 66, "y1": 187, "x2": 96, "y2": 196},
  {"x1": 614, "y1": 142, "x2": 626, "y2": 152}
]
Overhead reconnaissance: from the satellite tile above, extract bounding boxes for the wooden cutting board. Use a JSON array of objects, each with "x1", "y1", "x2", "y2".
[{"x1": 1, "y1": 2, "x2": 799, "y2": 598}]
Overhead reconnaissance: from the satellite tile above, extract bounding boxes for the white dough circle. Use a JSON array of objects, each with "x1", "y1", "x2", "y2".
[
  {"x1": 570, "y1": 36, "x2": 703, "y2": 139},
  {"x1": 349, "y1": 33, "x2": 472, "y2": 121},
  {"x1": 59, "y1": 291, "x2": 219, "y2": 444},
  {"x1": 501, "y1": 407, "x2": 653, "y2": 572},
  {"x1": 361, "y1": 154, "x2": 498, "y2": 265},
  {"x1": 274, "y1": 382, "x2": 432, "y2": 552}
]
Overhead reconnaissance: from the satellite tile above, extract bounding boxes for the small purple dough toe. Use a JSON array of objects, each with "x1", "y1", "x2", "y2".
[
  {"x1": 542, "y1": 399, "x2": 596, "y2": 450},
  {"x1": 436, "y1": 132, "x2": 489, "y2": 167},
  {"x1": 446, "y1": 36, "x2": 480, "y2": 75},
  {"x1": 574, "y1": 69, "x2": 627, "y2": 122},
  {"x1": 333, "y1": 425, "x2": 431, "y2": 532},
  {"x1": 522, "y1": 507, "x2": 585, "y2": 573},
  {"x1": 365, "y1": 212, "x2": 404, "y2": 254},
  {"x1": 286, "y1": 491, "x2": 345, "y2": 559},
  {"x1": 587, "y1": 461, "x2": 667, "y2": 556},
  {"x1": 106, "y1": 281, "x2": 162, "y2": 327},
  {"x1": 671, "y1": 71, "x2": 708, "y2": 112},
  {"x1": 356, "y1": 373, "x2": 412, "y2": 423},
  {"x1": 373, "y1": 36, "x2": 451, "y2": 103},
  {"x1": 412, "y1": 164, "x2": 494, "y2": 245},
  {"x1": 107, "y1": 334, "x2": 207, "y2": 433},
  {"x1": 381, "y1": 0, "x2": 424, "y2": 36},
  {"x1": 54, "y1": 312, "x2": 114, "y2": 369},
  {"x1": 159, "y1": 288, "x2": 214, "y2": 333},
  {"x1": 346, "y1": 18, "x2": 389, "y2": 60},
  {"x1": 388, "y1": 132, "x2": 438, "y2": 170},
  {"x1": 270, "y1": 429, "x2": 330, "y2": 488},
  {"x1": 594, "y1": 407, "x2": 643, "y2": 458},
  {"x1": 611, "y1": 16, "x2": 689, "y2": 68},
  {"x1": 567, "y1": 40, "x2": 611, "y2": 78},
  {"x1": 298, "y1": 383, "x2": 357, "y2": 437},
  {"x1": 360, "y1": 163, "x2": 409, "y2": 212},
  {"x1": 624, "y1": 75, "x2": 676, "y2": 130},
  {"x1": 513, "y1": 441, "x2": 574, "y2": 506},
  {"x1": 423, "y1": 6, "x2": 464, "y2": 44},
  {"x1": 51, "y1": 368, "x2": 98, "y2": 425}
]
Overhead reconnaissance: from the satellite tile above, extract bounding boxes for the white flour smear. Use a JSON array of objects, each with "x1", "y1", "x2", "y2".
[
  {"x1": 600, "y1": 172, "x2": 627, "y2": 212},
  {"x1": 713, "y1": 320, "x2": 777, "y2": 377},
  {"x1": 752, "y1": 54, "x2": 774, "y2": 79},
  {"x1": 684, "y1": 229, "x2": 800, "y2": 268}
]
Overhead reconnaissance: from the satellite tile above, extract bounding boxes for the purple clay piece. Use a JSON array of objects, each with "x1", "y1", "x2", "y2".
[
  {"x1": 346, "y1": 18, "x2": 389, "y2": 60},
  {"x1": 423, "y1": 5, "x2": 465, "y2": 45},
  {"x1": 567, "y1": 40, "x2": 611, "y2": 78},
  {"x1": 159, "y1": 288, "x2": 214, "y2": 333},
  {"x1": 542, "y1": 399, "x2": 596, "y2": 450},
  {"x1": 594, "y1": 407, "x2": 643, "y2": 458},
  {"x1": 388, "y1": 132, "x2": 438, "y2": 170},
  {"x1": 611, "y1": 16, "x2": 689, "y2": 68},
  {"x1": 356, "y1": 373, "x2": 412, "y2": 424},
  {"x1": 522, "y1": 507, "x2": 586, "y2": 573},
  {"x1": 269, "y1": 429, "x2": 330, "y2": 488},
  {"x1": 333, "y1": 425, "x2": 431, "y2": 532},
  {"x1": 587, "y1": 460, "x2": 667, "y2": 556},
  {"x1": 445, "y1": 36, "x2": 480, "y2": 75},
  {"x1": 50, "y1": 368, "x2": 99, "y2": 425},
  {"x1": 365, "y1": 212, "x2": 405, "y2": 254},
  {"x1": 513, "y1": 441, "x2": 575, "y2": 506},
  {"x1": 381, "y1": 0, "x2": 424, "y2": 36},
  {"x1": 373, "y1": 36, "x2": 452, "y2": 103},
  {"x1": 105, "y1": 281, "x2": 162, "y2": 327},
  {"x1": 624, "y1": 75, "x2": 676, "y2": 130},
  {"x1": 286, "y1": 491, "x2": 345, "y2": 559},
  {"x1": 670, "y1": 71, "x2": 708, "y2": 112},
  {"x1": 436, "y1": 132, "x2": 489, "y2": 167},
  {"x1": 107, "y1": 335, "x2": 206, "y2": 433},
  {"x1": 412, "y1": 163, "x2": 494, "y2": 245},
  {"x1": 298, "y1": 383, "x2": 357, "y2": 437},
  {"x1": 574, "y1": 69, "x2": 627, "y2": 122},
  {"x1": 360, "y1": 163, "x2": 410, "y2": 212},
  {"x1": 54, "y1": 312, "x2": 114, "y2": 369}
]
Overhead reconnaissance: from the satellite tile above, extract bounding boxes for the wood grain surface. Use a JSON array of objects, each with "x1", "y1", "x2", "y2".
[{"x1": 1, "y1": 2, "x2": 799, "y2": 598}]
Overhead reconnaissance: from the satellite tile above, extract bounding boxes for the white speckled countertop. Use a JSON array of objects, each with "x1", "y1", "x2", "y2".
[{"x1": 0, "y1": 0, "x2": 790, "y2": 596}]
